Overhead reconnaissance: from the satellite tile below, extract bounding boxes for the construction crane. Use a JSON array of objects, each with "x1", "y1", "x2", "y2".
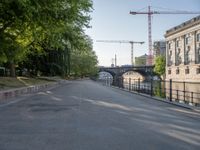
[
  {"x1": 130, "y1": 6, "x2": 200, "y2": 65},
  {"x1": 96, "y1": 40, "x2": 144, "y2": 66}
]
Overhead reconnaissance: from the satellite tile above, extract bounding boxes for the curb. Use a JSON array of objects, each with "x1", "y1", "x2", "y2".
[{"x1": 0, "y1": 80, "x2": 67, "y2": 103}]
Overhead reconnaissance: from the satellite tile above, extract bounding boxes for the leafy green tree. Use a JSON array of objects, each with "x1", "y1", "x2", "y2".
[
  {"x1": 0, "y1": 0, "x2": 93, "y2": 77},
  {"x1": 154, "y1": 56, "x2": 166, "y2": 78},
  {"x1": 70, "y1": 36, "x2": 98, "y2": 77}
]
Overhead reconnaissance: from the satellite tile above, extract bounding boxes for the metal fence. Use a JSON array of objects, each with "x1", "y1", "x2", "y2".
[{"x1": 98, "y1": 77, "x2": 200, "y2": 106}]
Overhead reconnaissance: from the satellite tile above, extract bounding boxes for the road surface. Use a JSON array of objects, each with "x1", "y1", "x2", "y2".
[{"x1": 0, "y1": 80, "x2": 200, "y2": 150}]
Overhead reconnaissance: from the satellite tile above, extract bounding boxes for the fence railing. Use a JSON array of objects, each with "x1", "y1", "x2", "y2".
[{"x1": 98, "y1": 77, "x2": 200, "y2": 106}]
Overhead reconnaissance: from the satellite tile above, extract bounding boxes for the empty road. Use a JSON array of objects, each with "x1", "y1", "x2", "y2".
[{"x1": 0, "y1": 80, "x2": 200, "y2": 150}]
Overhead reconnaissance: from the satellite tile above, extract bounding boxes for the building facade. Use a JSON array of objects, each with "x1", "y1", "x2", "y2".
[
  {"x1": 153, "y1": 40, "x2": 166, "y2": 57},
  {"x1": 153, "y1": 40, "x2": 166, "y2": 56},
  {"x1": 135, "y1": 54, "x2": 147, "y2": 66},
  {"x1": 165, "y1": 15, "x2": 200, "y2": 82}
]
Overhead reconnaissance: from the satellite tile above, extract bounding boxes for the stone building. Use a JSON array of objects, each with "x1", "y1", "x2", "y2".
[
  {"x1": 153, "y1": 40, "x2": 166, "y2": 57},
  {"x1": 165, "y1": 15, "x2": 200, "y2": 82},
  {"x1": 165, "y1": 15, "x2": 200, "y2": 105},
  {"x1": 153, "y1": 40, "x2": 166, "y2": 63}
]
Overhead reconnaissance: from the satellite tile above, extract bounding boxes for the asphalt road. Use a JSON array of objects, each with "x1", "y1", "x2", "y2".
[{"x1": 0, "y1": 80, "x2": 200, "y2": 150}]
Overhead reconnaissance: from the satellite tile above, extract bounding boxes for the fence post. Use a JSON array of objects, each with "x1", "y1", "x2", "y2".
[
  {"x1": 138, "y1": 78, "x2": 140, "y2": 93},
  {"x1": 106, "y1": 77, "x2": 108, "y2": 86},
  {"x1": 151, "y1": 78, "x2": 153, "y2": 96},
  {"x1": 113, "y1": 76, "x2": 117, "y2": 86},
  {"x1": 176, "y1": 90, "x2": 178, "y2": 101},
  {"x1": 121, "y1": 77, "x2": 124, "y2": 89},
  {"x1": 164, "y1": 80, "x2": 166, "y2": 98},
  {"x1": 191, "y1": 92, "x2": 193, "y2": 104},
  {"x1": 169, "y1": 79, "x2": 172, "y2": 101},
  {"x1": 183, "y1": 81, "x2": 185, "y2": 102},
  {"x1": 118, "y1": 77, "x2": 120, "y2": 88}
]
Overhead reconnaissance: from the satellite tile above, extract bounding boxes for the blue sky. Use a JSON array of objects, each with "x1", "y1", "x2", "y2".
[{"x1": 85, "y1": 0, "x2": 200, "y2": 66}]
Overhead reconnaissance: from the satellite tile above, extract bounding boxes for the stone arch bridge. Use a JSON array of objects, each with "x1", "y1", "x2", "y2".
[{"x1": 99, "y1": 65, "x2": 154, "y2": 86}]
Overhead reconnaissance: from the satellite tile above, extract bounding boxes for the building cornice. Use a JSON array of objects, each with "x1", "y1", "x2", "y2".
[{"x1": 165, "y1": 15, "x2": 200, "y2": 38}]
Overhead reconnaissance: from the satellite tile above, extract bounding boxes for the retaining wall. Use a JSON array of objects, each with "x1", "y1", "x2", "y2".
[{"x1": 0, "y1": 82, "x2": 62, "y2": 103}]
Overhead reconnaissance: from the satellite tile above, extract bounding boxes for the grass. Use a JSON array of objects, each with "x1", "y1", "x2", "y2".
[{"x1": 0, "y1": 77, "x2": 57, "y2": 91}]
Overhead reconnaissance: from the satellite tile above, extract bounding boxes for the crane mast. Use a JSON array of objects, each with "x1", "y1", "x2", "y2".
[
  {"x1": 148, "y1": 6, "x2": 153, "y2": 65},
  {"x1": 96, "y1": 40, "x2": 144, "y2": 66},
  {"x1": 130, "y1": 6, "x2": 200, "y2": 65}
]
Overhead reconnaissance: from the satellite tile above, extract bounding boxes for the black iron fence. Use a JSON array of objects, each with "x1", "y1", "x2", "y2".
[{"x1": 98, "y1": 77, "x2": 200, "y2": 106}]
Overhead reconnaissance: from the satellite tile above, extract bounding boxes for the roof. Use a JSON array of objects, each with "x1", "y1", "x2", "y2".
[{"x1": 165, "y1": 15, "x2": 200, "y2": 37}]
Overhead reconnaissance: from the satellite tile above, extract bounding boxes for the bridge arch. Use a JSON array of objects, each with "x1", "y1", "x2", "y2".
[
  {"x1": 98, "y1": 65, "x2": 154, "y2": 86},
  {"x1": 117, "y1": 69, "x2": 152, "y2": 81},
  {"x1": 122, "y1": 71, "x2": 145, "y2": 81}
]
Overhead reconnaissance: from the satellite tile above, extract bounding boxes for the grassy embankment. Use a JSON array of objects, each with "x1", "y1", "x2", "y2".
[{"x1": 0, "y1": 77, "x2": 58, "y2": 91}]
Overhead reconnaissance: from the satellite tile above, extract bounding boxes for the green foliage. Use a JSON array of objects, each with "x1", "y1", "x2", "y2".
[
  {"x1": 71, "y1": 36, "x2": 98, "y2": 77},
  {"x1": 0, "y1": 0, "x2": 98, "y2": 78},
  {"x1": 153, "y1": 81, "x2": 166, "y2": 98},
  {"x1": 154, "y1": 56, "x2": 166, "y2": 76}
]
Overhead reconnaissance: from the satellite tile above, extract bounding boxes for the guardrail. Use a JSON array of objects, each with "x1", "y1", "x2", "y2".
[{"x1": 98, "y1": 78, "x2": 200, "y2": 107}]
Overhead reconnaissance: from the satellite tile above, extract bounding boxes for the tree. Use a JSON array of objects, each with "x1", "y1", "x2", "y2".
[
  {"x1": 70, "y1": 35, "x2": 98, "y2": 77},
  {"x1": 154, "y1": 56, "x2": 166, "y2": 78},
  {"x1": 0, "y1": 0, "x2": 94, "y2": 77}
]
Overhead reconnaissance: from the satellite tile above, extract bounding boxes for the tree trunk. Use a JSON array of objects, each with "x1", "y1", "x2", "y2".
[{"x1": 10, "y1": 61, "x2": 16, "y2": 77}]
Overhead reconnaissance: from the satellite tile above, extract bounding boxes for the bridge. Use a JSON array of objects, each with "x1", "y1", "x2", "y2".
[{"x1": 99, "y1": 65, "x2": 154, "y2": 86}]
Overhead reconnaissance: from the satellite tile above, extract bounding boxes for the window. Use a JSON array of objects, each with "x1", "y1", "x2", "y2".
[
  {"x1": 185, "y1": 46, "x2": 190, "y2": 65},
  {"x1": 185, "y1": 67, "x2": 190, "y2": 74},
  {"x1": 197, "y1": 33, "x2": 200, "y2": 42},
  {"x1": 176, "y1": 68, "x2": 180, "y2": 74},
  {"x1": 176, "y1": 40, "x2": 179, "y2": 47},
  {"x1": 168, "y1": 69, "x2": 171, "y2": 75},
  {"x1": 196, "y1": 67, "x2": 200, "y2": 74},
  {"x1": 185, "y1": 36, "x2": 190, "y2": 45},
  {"x1": 175, "y1": 49, "x2": 181, "y2": 66},
  {"x1": 168, "y1": 43, "x2": 171, "y2": 49},
  {"x1": 168, "y1": 51, "x2": 172, "y2": 66},
  {"x1": 198, "y1": 47, "x2": 200, "y2": 64}
]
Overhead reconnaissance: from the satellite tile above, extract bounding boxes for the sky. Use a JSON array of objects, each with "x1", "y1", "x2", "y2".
[{"x1": 85, "y1": 0, "x2": 200, "y2": 66}]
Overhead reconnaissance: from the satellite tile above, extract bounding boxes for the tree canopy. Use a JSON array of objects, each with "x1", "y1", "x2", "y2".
[
  {"x1": 0, "y1": 0, "x2": 98, "y2": 77},
  {"x1": 154, "y1": 55, "x2": 166, "y2": 77}
]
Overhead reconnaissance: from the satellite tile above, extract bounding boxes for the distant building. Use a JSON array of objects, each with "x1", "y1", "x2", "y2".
[
  {"x1": 135, "y1": 54, "x2": 147, "y2": 66},
  {"x1": 153, "y1": 40, "x2": 166, "y2": 59},
  {"x1": 165, "y1": 15, "x2": 200, "y2": 82}
]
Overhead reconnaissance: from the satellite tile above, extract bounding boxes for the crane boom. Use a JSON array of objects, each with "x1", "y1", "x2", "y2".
[
  {"x1": 130, "y1": 6, "x2": 200, "y2": 65},
  {"x1": 96, "y1": 40, "x2": 144, "y2": 66},
  {"x1": 130, "y1": 11, "x2": 200, "y2": 15},
  {"x1": 96, "y1": 40, "x2": 144, "y2": 44}
]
